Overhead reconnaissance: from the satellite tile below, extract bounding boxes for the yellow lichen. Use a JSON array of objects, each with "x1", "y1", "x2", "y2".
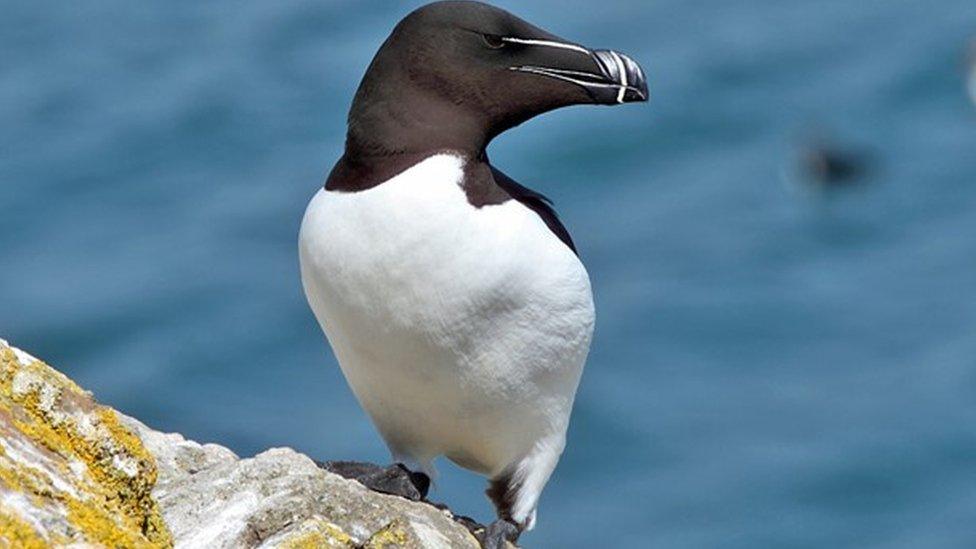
[
  {"x1": 0, "y1": 425, "x2": 151, "y2": 548},
  {"x1": 64, "y1": 496, "x2": 158, "y2": 548},
  {"x1": 0, "y1": 505, "x2": 48, "y2": 549},
  {"x1": 279, "y1": 520, "x2": 355, "y2": 549},
  {"x1": 0, "y1": 342, "x2": 172, "y2": 548},
  {"x1": 364, "y1": 519, "x2": 411, "y2": 548},
  {"x1": 0, "y1": 453, "x2": 55, "y2": 500}
]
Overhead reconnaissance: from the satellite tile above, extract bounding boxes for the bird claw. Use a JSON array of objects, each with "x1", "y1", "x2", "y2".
[
  {"x1": 318, "y1": 461, "x2": 519, "y2": 547},
  {"x1": 478, "y1": 518, "x2": 520, "y2": 549}
]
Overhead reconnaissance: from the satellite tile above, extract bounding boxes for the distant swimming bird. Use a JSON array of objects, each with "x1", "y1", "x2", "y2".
[
  {"x1": 299, "y1": 1, "x2": 647, "y2": 547},
  {"x1": 796, "y1": 137, "x2": 873, "y2": 188}
]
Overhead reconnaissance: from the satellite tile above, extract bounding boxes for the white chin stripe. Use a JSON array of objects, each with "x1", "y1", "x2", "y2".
[
  {"x1": 500, "y1": 37, "x2": 592, "y2": 56},
  {"x1": 608, "y1": 50, "x2": 628, "y2": 104}
]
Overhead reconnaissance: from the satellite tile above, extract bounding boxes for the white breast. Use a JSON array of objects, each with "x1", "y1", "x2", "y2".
[{"x1": 298, "y1": 153, "x2": 594, "y2": 481}]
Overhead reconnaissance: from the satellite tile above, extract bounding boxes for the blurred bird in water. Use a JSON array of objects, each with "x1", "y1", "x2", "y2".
[{"x1": 792, "y1": 134, "x2": 875, "y2": 190}]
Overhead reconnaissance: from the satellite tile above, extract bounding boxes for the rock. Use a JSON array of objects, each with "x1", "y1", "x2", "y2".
[
  {"x1": 0, "y1": 339, "x2": 489, "y2": 548},
  {"x1": 0, "y1": 339, "x2": 170, "y2": 548}
]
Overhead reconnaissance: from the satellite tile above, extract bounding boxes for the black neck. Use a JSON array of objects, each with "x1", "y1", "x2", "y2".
[
  {"x1": 327, "y1": 89, "x2": 491, "y2": 193},
  {"x1": 344, "y1": 108, "x2": 527, "y2": 162}
]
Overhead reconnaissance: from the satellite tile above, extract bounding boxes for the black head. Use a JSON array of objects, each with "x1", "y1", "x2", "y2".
[{"x1": 345, "y1": 1, "x2": 648, "y2": 158}]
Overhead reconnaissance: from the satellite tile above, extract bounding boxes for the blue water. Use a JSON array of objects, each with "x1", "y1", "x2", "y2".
[{"x1": 4, "y1": 1, "x2": 976, "y2": 546}]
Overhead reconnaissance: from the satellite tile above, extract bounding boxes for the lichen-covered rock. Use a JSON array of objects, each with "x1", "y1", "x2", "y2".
[
  {"x1": 0, "y1": 339, "x2": 171, "y2": 547},
  {"x1": 0, "y1": 339, "x2": 487, "y2": 548}
]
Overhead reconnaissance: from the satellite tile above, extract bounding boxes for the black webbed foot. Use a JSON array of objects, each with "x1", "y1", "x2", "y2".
[
  {"x1": 478, "y1": 518, "x2": 520, "y2": 549},
  {"x1": 316, "y1": 460, "x2": 384, "y2": 479},
  {"x1": 317, "y1": 460, "x2": 430, "y2": 501},
  {"x1": 362, "y1": 463, "x2": 430, "y2": 501}
]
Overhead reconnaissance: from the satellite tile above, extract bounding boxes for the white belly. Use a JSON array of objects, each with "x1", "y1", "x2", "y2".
[{"x1": 298, "y1": 154, "x2": 594, "y2": 476}]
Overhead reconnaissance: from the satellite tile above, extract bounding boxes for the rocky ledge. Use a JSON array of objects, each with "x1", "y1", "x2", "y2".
[{"x1": 0, "y1": 339, "x2": 494, "y2": 548}]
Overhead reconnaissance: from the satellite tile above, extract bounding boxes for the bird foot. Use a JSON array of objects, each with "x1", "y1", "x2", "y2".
[
  {"x1": 316, "y1": 461, "x2": 517, "y2": 546},
  {"x1": 316, "y1": 460, "x2": 430, "y2": 501},
  {"x1": 475, "y1": 518, "x2": 520, "y2": 549}
]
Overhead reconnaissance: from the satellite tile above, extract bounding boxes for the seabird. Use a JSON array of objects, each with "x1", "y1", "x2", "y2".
[
  {"x1": 299, "y1": 2, "x2": 648, "y2": 546},
  {"x1": 793, "y1": 133, "x2": 874, "y2": 189}
]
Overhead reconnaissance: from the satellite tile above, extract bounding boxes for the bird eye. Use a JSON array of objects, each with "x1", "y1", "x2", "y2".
[{"x1": 482, "y1": 34, "x2": 506, "y2": 50}]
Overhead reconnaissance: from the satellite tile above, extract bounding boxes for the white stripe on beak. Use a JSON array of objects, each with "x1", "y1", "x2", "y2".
[
  {"x1": 509, "y1": 66, "x2": 628, "y2": 92},
  {"x1": 608, "y1": 50, "x2": 628, "y2": 104}
]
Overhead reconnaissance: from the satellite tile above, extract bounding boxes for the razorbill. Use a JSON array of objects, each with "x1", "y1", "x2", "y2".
[
  {"x1": 299, "y1": 2, "x2": 647, "y2": 546},
  {"x1": 794, "y1": 133, "x2": 874, "y2": 189},
  {"x1": 799, "y1": 142, "x2": 872, "y2": 187}
]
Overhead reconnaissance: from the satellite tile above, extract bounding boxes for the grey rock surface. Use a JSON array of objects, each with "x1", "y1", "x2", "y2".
[
  {"x1": 1, "y1": 338, "x2": 494, "y2": 548},
  {"x1": 123, "y1": 415, "x2": 485, "y2": 548}
]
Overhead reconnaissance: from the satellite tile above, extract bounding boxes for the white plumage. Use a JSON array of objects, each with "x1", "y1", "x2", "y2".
[{"x1": 298, "y1": 153, "x2": 594, "y2": 528}]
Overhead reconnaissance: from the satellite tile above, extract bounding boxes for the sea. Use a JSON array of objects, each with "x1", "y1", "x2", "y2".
[{"x1": 3, "y1": 1, "x2": 976, "y2": 547}]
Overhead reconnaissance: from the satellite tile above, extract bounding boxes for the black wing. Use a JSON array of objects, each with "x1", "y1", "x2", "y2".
[{"x1": 491, "y1": 166, "x2": 578, "y2": 257}]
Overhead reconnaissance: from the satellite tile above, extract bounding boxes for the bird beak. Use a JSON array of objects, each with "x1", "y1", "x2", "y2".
[{"x1": 504, "y1": 37, "x2": 649, "y2": 105}]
